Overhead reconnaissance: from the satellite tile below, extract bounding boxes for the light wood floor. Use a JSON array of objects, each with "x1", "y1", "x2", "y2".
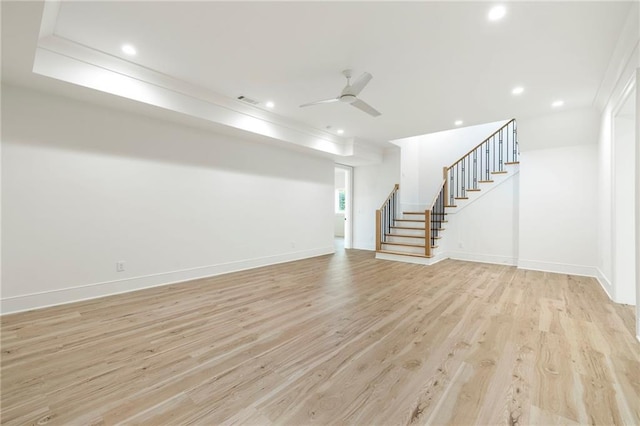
[{"x1": 1, "y1": 249, "x2": 639, "y2": 425}]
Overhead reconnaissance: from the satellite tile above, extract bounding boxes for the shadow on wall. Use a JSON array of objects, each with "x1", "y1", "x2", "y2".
[{"x1": 2, "y1": 85, "x2": 333, "y2": 184}]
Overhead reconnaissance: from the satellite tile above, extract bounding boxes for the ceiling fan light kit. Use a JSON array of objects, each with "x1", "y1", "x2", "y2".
[{"x1": 300, "y1": 69, "x2": 381, "y2": 117}]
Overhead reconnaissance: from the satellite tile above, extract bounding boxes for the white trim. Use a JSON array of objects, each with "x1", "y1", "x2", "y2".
[
  {"x1": 375, "y1": 251, "x2": 446, "y2": 266},
  {"x1": 517, "y1": 259, "x2": 598, "y2": 277},
  {"x1": 595, "y1": 267, "x2": 614, "y2": 301},
  {"x1": 352, "y1": 241, "x2": 375, "y2": 251},
  {"x1": 335, "y1": 164, "x2": 354, "y2": 249},
  {"x1": 1, "y1": 247, "x2": 334, "y2": 315},
  {"x1": 447, "y1": 251, "x2": 517, "y2": 266}
]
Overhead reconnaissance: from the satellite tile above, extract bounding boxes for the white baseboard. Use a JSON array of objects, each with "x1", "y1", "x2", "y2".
[
  {"x1": 517, "y1": 259, "x2": 598, "y2": 277},
  {"x1": 595, "y1": 268, "x2": 614, "y2": 301},
  {"x1": 375, "y1": 251, "x2": 446, "y2": 266},
  {"x1": 1, "y1": 247, "x2": 334, "y2": 315},
  {"x1": 352, "y1": 241, "x2": 375, "y2": 251},
  {"x1": 447, "y1": 251, "x2": 517, "y2": 266}
]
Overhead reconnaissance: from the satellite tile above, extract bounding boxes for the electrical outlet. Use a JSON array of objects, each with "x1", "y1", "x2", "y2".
[{"x1": 116, "y1": 261, "x2": 125, "y2": 272}]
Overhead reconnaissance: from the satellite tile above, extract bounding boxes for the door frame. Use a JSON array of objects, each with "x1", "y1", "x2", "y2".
[{"x1": 335, "y1": 164, "x2": 354, "y2": 249}]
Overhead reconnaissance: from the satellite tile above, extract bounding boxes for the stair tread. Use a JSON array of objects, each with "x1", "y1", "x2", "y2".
[
  {"x1": 396, "y1": 219, "x2": 426, "y2": 222},
  {"x1": 478, "y1": 180, "x2": 494, "y2": 183},
  {"x1": 491, "y1": 171, "x2": 508, "y2": 174},
  {"x1": 403, "y1": 211, "x2": 426, "y2": 215},
  {"x1": 391, "y1": 226, "x2": 425, "y2": 230},
  {"x1": 505, "y1": 161, "x2": 520, "y2": 165},
  {"x1": 386, "y1": 234, "x2": 424, "y2": 238}
]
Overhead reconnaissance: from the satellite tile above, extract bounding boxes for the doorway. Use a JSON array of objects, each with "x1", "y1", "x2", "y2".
[{"x1": 334, "y1": 165, "x2": 353, "y2": 250}]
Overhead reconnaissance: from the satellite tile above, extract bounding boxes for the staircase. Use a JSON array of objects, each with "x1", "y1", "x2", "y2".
[{"x1": 376, "y1": 119, "x2": 519, "y2": 265}]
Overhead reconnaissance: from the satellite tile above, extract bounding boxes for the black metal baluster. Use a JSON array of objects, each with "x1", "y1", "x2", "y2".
[
  {"x1": 512, "y1": 121, "x2": 520, "y2": 161},
  {"x1": 499, "y1": 129, "x2": 504, "y2": 171},
  {"x1": 461, "y1": 159, "x2": 465, "y2": 198},
  {"x1": 392, "y1": 191, "x2": 395, "y2": 227},
  {"x1": 387, "y1": 202, "x2": 391, "y2": 239},
  {"x1": 468, "y1": 155, "x2": 471, "y2": 192},
  {"x1": 449, "y1": 168, "x2": 454, "y2": 206},
  {"x1": 473, "y1": 149, "x2": 477, "y2": 189},
  {"x1": 479, "y1": 143, "x2": 483, "y2": 182},
  {"x1": 381, "y1": 204, "x2": 385, "y2": 243},
  {"x1": 454, "y1": 163, "x2": 460, "y2": 201},
  {"x1": 485, "y1": 141, "x2": 490, "y2": 180},
  {"x1": 491, "y1": 135, "x2": 496, "y2": 172}
]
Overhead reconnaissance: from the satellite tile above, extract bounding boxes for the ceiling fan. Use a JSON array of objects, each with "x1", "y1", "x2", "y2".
[{"x1": 300, "y1": 69, "x2": 381, "y2": 117}]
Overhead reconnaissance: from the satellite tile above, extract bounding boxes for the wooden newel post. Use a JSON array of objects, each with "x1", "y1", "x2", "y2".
[
  {"x1": 442, "y1": 166, "x2": 449, "y2": 207},
  {"x1": 375, "y1": 209, "x2": 382, "y2": 251},
  {"x1": 425, "y1": 209, "x2": 432, "y2": 257}
]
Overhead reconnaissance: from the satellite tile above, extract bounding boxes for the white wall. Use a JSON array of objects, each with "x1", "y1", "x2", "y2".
[
  {"x1": 445, "y1": 172, "x2": 519, "y2": 266},
  {"x1": 353, "y1": 148, "x2": 401, "y2": 250},
  {"x1": 518, "y1": 144, "x2": 598, "y2": 275},
  {"x1": 517, "y1": 108, "x2": 600, "y2": 276},
  {"x1": 393, "y1": 120, "x2": 508, "y2": 211},
  {"x1": 613, "y1": 115, "x2": 636, "y2": 305},
  {"x1": 1, "y1": 85, "x2": 335, "y2": 313}
]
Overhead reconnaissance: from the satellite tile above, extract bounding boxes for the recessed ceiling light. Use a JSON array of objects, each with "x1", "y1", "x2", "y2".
[
  {"x1": 454, "y1": 120, "x2": 463, "y2": 126},
  {"x1": 121, "y1": 44, "x2": 137, "y2": 56},
  {"x1": 488, "y1": 5, "x2": 506, "y2": 21},
  {"x1": 512, "y1": 86, "x2": 524, "y2": 95},
  {"x1": 337, "y1": 129, "x2": 345, "y2": 134},
  {"x1": 265, "y1": 101, "x2": 275, "y2": 109},
  {"x1": 552, "y1": 100, "x2": 564, "y2": 108}
]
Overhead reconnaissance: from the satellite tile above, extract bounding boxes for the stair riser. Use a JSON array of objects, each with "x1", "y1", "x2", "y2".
[
  {"x1": 402, "y1": 214, "x2": 425, "y2": 219},
  {"x1": 395, "y1": 220, "x2": 424, "y2": 227},
  {"x1": 381, "y1": 244, "x2": 426, "y2": 255},
  {"x1": 390, "y1": 228, "x2": 425, "y2": 237},
  {"x1": 385, "y1": 235, "x2": 426, "y2": 244}
]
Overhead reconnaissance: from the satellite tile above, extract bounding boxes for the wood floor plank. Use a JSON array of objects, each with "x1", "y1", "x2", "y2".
[{"x1": 1, "y1": 250, "x2": 638, "y2": 425}]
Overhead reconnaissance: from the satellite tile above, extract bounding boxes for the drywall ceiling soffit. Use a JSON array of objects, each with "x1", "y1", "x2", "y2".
[
  {"x1": 7, "y1": 1, "x2": 634, "y2": 160},
  {"x1": 32, "y1": 1, "x2": 379, "y2": 164}
]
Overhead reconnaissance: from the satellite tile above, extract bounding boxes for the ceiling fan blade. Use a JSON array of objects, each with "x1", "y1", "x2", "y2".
[
  {"x1": 349, "y1": 72, "x2": 373, "y2": 96},
  {"x1": 300, "y1": 98, "x2": 339, "y2": 108},
  {"x1": 351, "y1": 98, "x2": 381, "y2": 117}
]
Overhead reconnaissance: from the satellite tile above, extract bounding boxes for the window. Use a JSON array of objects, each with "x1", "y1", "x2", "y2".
[{"x1": 335, "y1": 189, "x2": 346, "y2": 213}]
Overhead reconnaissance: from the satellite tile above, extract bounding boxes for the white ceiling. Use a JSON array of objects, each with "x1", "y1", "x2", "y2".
[{"x1": 1, "y1": 1, "x2": 634, "y2": 148}]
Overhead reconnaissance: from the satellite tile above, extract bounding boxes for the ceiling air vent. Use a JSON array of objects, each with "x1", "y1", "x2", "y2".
[{"x1": 237, "y1": 95, "x2": 260, "y2": 105}]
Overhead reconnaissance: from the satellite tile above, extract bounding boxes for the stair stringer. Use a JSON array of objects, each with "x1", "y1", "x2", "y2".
[{"x1": 446, "y1": 163, "x2": 519, "y2": 213}]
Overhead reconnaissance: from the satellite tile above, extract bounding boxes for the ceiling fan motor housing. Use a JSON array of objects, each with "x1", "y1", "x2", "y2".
[{"x1": 339, "y1": 94, "x2": 357, "y2": 103}]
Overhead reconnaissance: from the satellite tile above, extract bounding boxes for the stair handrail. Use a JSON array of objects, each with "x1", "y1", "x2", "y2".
[
  {"x1": 376, "y1": 184, "x2": 400, "y2": 251},
  {"x1": 448, "y1": 118, "x2": 516, "y2": 169},
  {"x1": 429, "y1": 179, "x2": 447, "y2": 209},
  {"x1": 379, "y1": 184, "x2": 399, "y2": 210}
]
